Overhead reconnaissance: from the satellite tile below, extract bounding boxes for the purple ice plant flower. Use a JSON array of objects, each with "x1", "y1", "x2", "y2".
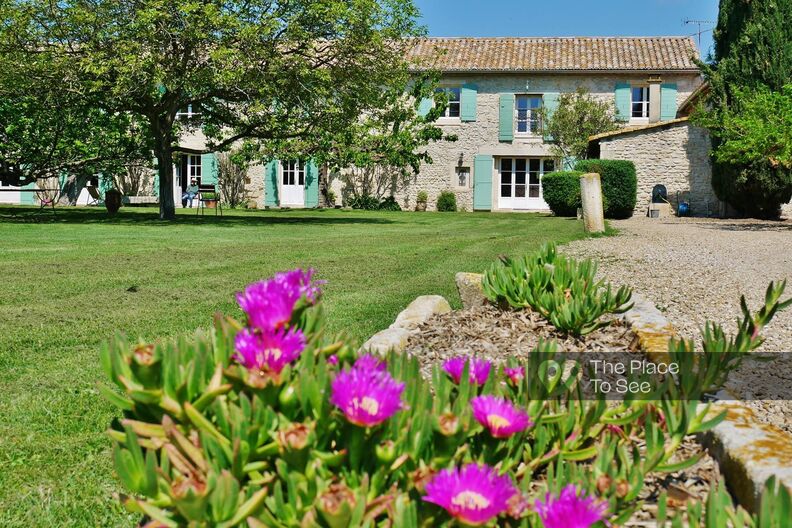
[
  {"x1": 233, "y1": 326, "x2": 306, "y2": 375},
  {"x1": 236, "y1": 269, "x2": 322, "y2": 331},
  {"x1": 470, "y1": 395, "x2": 532, "y2": 438},
  {"x1": 326, "y1": 354, "x2": 339, "y2": 366},
  {"x1": 443, "y1": 356, "x2": 492, "y2": 385},
  {"x1": 423, "y1": 463, "x2": 517, "y2": 526},
  {"x1": 504, "y1": 366, "x2": 525, "y2": 385},
  {"x1": 330, "y1": 362, "x2": 405, "y2": 427},
  {"x1": 535, "y1": 485, "x2": 608, "y2": 528},
  {"x1": 353, "y1": 353, "x2": 387, "y2": 372}
]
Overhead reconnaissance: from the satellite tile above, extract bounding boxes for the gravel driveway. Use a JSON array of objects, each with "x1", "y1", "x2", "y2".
[{"x1": 561, "y1": 216, "x2": 792, "y2": 431}]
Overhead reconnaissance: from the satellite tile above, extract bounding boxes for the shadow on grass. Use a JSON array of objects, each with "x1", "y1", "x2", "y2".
[{"x1": 0, "y1": 206, "x2": 395, "y2": 227}]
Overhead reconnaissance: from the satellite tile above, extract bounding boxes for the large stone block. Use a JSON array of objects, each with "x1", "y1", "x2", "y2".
[
  {"x1": 390, "y1": 295, "x2": 451, "y2": 330},
  {"x1": 455, "y1": 272, "x2": 487, "y2": 309},
  {"x1": 359, "y1": 327, "x2": 413, "y2": 355}
]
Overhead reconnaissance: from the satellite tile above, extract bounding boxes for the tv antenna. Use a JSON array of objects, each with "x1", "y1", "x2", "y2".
[{"x1": 683, "y1": 19, "x2": 715, "y2": 48}]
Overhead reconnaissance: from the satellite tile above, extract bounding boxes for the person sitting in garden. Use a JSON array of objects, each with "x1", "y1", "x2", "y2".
[{"x1": 182, "y1": 178, "x2": 199, "y2": 208}]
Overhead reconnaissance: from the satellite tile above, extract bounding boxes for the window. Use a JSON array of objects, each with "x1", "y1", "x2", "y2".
[
  {"x1": 455, "y1": 166, "x2": 470, "y2": 188},
  {"x1": 188, "y1": 154, "x2": 202, "y2": 185},
  {"x1": 515, "y1": 95, "x2": 543, "y2": 135},
  {"x1": 282, "y1": 161, "x2": 305, "y2": 186},
  {"x1": 500, "y1": 158, "x2": 554, "y2": 199},
  {"x1": 435, "y1": 87, "x2": 461, "y2": 118},
  {"x1": 631, "y1": 87, "x2": 650, "y2": 118},
  {"x1": 177, "y1": 104, "x2": 200, "y2": 118}
]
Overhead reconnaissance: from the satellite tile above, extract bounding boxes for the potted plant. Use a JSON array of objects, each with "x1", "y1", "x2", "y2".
[
  {"x1": 415, "y1": 190, "x2": 428, "y2": 212},
  {"x1": 202, "y1": 192, "x2": 218, "y2": 208},
  {"x1": 104, "y1": 189, "x2": 122, "y2": 215},
  {"x1": 326, "y1": 189, "x2": 337, "y2": 208}
]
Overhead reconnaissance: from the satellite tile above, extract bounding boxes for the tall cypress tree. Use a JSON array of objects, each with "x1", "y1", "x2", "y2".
[{"x1": 699, "y1": 0, "x2": 792, "y2": 218}]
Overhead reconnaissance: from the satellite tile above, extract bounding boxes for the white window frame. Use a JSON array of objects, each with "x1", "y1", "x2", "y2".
[
  {"x1": 498, "y1": 157, "x2": 555, "y2": 208},
  {"x1": 631, "y1": 86, "x2": 650, "y2": 122},
  {"x1": 435, "y1": 86, "x2": 462, "y2": 122},
  {"x1": 514, "y1": 95, "x2": 543, "y2": 136},
  {"x1": 177, "y1": 104, "x2": 200, "y2": 118},
  {"x1": 282, "y1": 160, "x2": 305, "y2": 187},
  {"x1": 453, "y1": 166, "x2": 471, "y2": 189},
  {"x1": 188, "y1": 154, "x2": 202, "y2": 185}
]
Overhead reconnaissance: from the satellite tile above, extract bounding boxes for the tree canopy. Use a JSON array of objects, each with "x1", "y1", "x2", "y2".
[{"x1": 3, "y1": 0, "x2": 441, "y2": 219}]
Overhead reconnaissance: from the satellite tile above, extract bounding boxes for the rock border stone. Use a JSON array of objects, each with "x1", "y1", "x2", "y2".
[{"x1": 361, "y1": 272, "x2": 792, "y2": 512}]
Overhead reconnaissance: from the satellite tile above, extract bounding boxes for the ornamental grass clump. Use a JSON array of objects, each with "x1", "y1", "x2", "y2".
[
  {"x1": 101, "y1": 264, "x2": 791, "y2": 526},
  {"x1": 482, "y1": 243, "x2": 633, "y2": 336}
]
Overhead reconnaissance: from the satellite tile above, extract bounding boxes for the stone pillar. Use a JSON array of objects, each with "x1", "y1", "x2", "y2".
[{"x1": 580, "y1": 173, "x2": 605, "y2": 233}]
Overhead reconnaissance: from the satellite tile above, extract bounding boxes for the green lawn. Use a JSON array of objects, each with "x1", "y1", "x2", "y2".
[{"x1": 0, "y1": 206, "x2": 586, "y2": 526}]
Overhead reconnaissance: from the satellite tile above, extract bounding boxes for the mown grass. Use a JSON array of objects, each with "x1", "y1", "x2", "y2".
[{"x1": 0, "y1": 206, "x2": 586, "y2": 526}]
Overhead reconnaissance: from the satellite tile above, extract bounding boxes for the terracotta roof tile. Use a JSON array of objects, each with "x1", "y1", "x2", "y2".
[{"x1": 407, "y1": 37, "x2": 700, "y2": 72}]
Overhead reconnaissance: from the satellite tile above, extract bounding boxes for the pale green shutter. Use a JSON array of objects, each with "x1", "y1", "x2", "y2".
[
  {"x1": 201, "y1": 153, "x2": 218, "y2": 185},
  {"x1": 614, "y1": 83, "x2": 631, "y2": 122},
  {"x1": 21, "y1": 181, "x2": 36, "y2": 205},
  {"x1": 418, "y1": 97, "x2": 433, "y2": 117},
  {"x1": 460, "y1": 84, "x2": 477, "y2": 122},
  {"x1": 473, "y1": 154, "x2": 493, "y2": 210},
  {"x1": 660, "y1": 83, "x2": 678, "y2": 120},
  {"x1": 264, "y1": 160, "x2": 279, "y2": 207},
  {"x1": 304, "y1": 161, "x2": 319, "y2": 207},
  {"x1": 498, "y1": 93, "x2": 514, "y2": 141},
  {"x1": 542, "y1": 92, "x2": 560, "y2": 141}
]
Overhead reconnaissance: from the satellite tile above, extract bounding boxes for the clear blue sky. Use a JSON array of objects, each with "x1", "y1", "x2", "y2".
[{"x1": 414, "y1": 0, "x2": 719, "y2": 59}]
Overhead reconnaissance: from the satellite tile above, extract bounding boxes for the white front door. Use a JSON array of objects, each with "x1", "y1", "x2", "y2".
[
  {"x1": 281, "y1": 161, "x2": 305, "y2": 207},
  {"x1": 498, "y1": 157, "x2": 554, "y2": 210}
]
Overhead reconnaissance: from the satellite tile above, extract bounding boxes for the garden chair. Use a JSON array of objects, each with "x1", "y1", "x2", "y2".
[
  {"x1": 197, "y1": 184, "x2": 222, "y2": 216},
  {"x1": 86, "y1": 185, "x2": 101, "y2": 206}
]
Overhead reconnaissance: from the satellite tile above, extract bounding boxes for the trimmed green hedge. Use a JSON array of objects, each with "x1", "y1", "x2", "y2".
[
  {"x1": 436, "y1": 190, "x2": 457, "y2": 212},
  {"x1": 574, "y1": 159, "x2": 637, "y2": 219},
  {"x1": 542, "y1": 171, "x2": 583, "y2": 217}
]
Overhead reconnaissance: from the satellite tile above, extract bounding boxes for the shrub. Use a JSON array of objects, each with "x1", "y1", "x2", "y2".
[
  {"x1": 541, "y1": 171, "x2": 583, "y2": 216},
  {"x1": 436, "y1": 190, "x2": 457, "y2": 212},
  {"x1": 101, "y1": 262, "x2": 790, "y2": 526},
  {"x1": 482, "y1": 243, "x2": 633, "y2": 336},
  {"x1": 574, "y1": 159, "x2": 637, "y2": 219},
  {"x1": 347, "y1": 194, "x2": 380, "y2": 210},
  {"x1": 416, "y1": 190, "x2": 428, "y2": 203},
  {"x1": 378, "y1": 195, "x2": 401, "y2": 211}
]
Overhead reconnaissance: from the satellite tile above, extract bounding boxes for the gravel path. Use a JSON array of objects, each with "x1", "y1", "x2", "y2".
[{"x1": 561, "y1": 216, "x2": 792, "y2": 432}]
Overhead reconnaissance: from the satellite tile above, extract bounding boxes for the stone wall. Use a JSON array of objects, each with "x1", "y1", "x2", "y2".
[{"x1": 598, "y1": 120, "x2": 720, "y2": 216}]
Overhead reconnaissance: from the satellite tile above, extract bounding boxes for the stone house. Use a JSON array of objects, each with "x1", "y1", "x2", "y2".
[{"x1": 0, "y1": 36, "x2": 709, "y2": 213}]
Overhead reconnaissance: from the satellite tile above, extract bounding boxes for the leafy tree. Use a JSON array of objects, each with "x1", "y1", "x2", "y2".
[
  {"x1": 0, "y1": 38, "x2": 149, "y2": 204},
  {"x1": 695, "y1": 0, "x2": 792, "y2": 218},
  {"x1": 542, "y1": 88, "x2": 619, "y2": 164},
  {"x1": 4, "y1": 0, "x2": 433, "y2": 219},
  {"x1": 216, "y1": 150, "x2": 251, "y2": 209}
]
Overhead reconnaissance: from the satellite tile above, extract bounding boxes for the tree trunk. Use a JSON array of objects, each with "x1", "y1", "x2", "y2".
[{"x1": 154, "y1": 138, "x2": 176, "y2": 220}]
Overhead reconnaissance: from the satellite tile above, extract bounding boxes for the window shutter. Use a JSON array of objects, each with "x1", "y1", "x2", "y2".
[
  {"x1": 542, "y1": 92, "x2": 560, "y2": 141},
  {"x1": 264, "y1": 160, "x2": 279, "y2": 207},
  {"x1": 614, "y1": 83, "x2": 631, "y2": 121},
  {"x1": 460, "y1": 84, "x2": 478, "y2": 121},
  {"x1": 418, "y1": 97, "x2": 433, "y2": 117},
  {"x1": 660, "y1": 83, "x2": 678, "y2": 120},
  {"x1": 304, "y1": 161, "x2": 319, "y2": 207},
  {"x1": 498, "y1": 93, "x2": 514, "y2": 142},
  {"x1": 473, "y1": 154, "x2": 493, "y2": 210},
  {"x1": 201, "y1": 153, "x2": 218, "y2": 185}
]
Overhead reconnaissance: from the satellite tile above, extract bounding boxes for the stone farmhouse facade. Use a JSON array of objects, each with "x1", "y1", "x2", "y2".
[{"x1": 1, "y1": 36, "x2": 721, "y2": 215}]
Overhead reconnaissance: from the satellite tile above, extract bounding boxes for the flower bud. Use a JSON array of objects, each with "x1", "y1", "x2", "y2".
[
  {"x1": 170, "y1": 474, "x2": 208, "y2": 521},
  {"x1": 596, "y1": 475, "x2": 612, "y2": 494},
  {"x1": 278, "y1": 383, "x2": 299, "y2": 411},
  {"x1": 317, "y1": 483, "x2": 356, "y2": 528},
  {"x1": 129, "y1": 344, "x2": 161, "y2": 387},
  {"x1": 375, "y1": 440, "x2": 397, "y2": 464},
  {"x1": 436, "y1": 412, "x2": 460, "y2": 437},
  {"x1": 277, "y1": 422, "x2": 314, "y2": 452},
  {"x1": 615, "y1": 479, "x2": 629, "y2": 498}
]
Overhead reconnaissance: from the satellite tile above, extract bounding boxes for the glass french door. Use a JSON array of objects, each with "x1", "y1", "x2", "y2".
[
  {"x1": 281, "y1": 161, "x2": 305, "y2": 206},
  {"x1": 498, "y1": 158, "x2": 554, "y2": 210}
]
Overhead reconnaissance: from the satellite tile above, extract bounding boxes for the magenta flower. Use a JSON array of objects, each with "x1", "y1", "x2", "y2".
[
  {"x1": 423, "y1": 463, "x2": 517, "y2": 526},
  {"x1": 470, "y1": 395, "x2": 532, "y2": 438},
  {"x1": 443, "y1": 357, "x2": 492, "y2": 385},
  {"x1": 354, "y1": 353, "x2": 386, "y2": 372},
  {"x1": 330, "y1": 365, "x2": 405, "y2": 427},
  {"x1": 233, "y1": 327, "x2": 306, "y2": 374},
  {"x1": 327, "y1": 354, "x2": 339, "y2": 366},
  {"x1": 237, "y1": 269, "x2": 322, "y2": 331},
  {"x1": 504, "y1": 366, "x2": 525, "y2": 385},
  {"x1": 535, "y1": 485, "x2": 608, "y2": 528}
]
